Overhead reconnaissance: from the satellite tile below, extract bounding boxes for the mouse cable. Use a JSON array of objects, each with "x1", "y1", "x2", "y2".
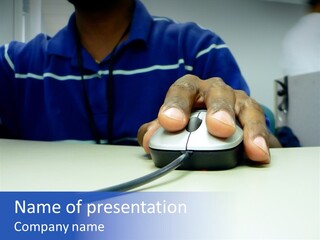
[{"x1": 96, "y1": 151, "x2": 192, "y2": 192}]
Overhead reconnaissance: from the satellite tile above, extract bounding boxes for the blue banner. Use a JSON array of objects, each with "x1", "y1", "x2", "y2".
[{"x1": 0, "y1": 192, "x2": 233, "y2": 240}]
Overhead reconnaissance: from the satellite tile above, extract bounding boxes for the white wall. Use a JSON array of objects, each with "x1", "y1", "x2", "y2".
[
  {"x1": 25, "y1": 0, "x2": 42, "y2": 42},
  {"x1": 0, "y1": 0, "x2": 42, "y2": 44},
  {"x1": 0, "y1": 0, "x2": 15, "y2": 44},
  {"x1": 41, "y1": 0, "x2": 73, "y2": 35},
  {"x1": 3, "y1": 0, "x2": 307, "y2": 112}
]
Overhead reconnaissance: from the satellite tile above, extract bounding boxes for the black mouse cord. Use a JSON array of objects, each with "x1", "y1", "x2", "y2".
[{"x1": 96, "y1": 151, "x2": 192, "y2": 192}]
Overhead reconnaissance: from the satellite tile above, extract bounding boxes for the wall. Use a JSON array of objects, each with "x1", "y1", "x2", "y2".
[
  {"x1": 25, "y1": 0, "x2": 42, "y2": 42},
  {"x1": 41, "y1": 0, "x2": 73, "y2": 35},
  {"x1": 3, "y1": 0, "x2": 306, "y2": 112},
  {"x1": 0, "y1": 0, "x2": 15, "y2": 44},
  {"x1": 0, "y1": 0, "x2": 42, "y2": 44}
]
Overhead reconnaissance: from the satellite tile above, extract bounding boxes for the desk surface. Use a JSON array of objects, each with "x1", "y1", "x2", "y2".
[{"x1": 0, "y1": 139, "x2": 319, "y2": 238}]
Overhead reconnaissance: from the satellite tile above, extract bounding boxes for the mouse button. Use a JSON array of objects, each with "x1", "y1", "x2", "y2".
[
  {"x1": 197, "y1": 110, "x2": 207, "y2": 119},
  {"x1": 186, "y1": 117, "x2": 202, "y2": 132},
  {"x1": 186, "y1": 124, "x2": 243, "y2": 151},
  {"x1": 190, "y1": 110, "x2": 206, "y2": 119},
  {"x1": 190, "y1": 111, "x2": 200, "y2": 118},
  {"x1": 229, "y1": 125, "x2": 244, "y2": 145},
  {"x1": 149, "y1": 127, "x2": 190, "y2": 151},
  {"x1": 187, "y1": 130, "x2": 226, "y2": 151}
]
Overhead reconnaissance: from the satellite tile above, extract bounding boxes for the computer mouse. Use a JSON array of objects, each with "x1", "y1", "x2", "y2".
[{"x1": 149, "y1": 110, "x2": 244, "y2": 170}]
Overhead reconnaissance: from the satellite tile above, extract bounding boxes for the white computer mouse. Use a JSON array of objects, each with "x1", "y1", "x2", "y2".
[{"x1": 149, "y1": 110, "x2": 243, "y2": 170}]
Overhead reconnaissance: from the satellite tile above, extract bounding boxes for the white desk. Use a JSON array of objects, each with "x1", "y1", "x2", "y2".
[{"x1": 0, "y1": 139, "x2": 319, "y2": 238}]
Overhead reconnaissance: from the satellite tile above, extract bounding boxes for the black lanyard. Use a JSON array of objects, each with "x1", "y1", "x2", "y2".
[{"x1": 75, "y1": 23, "x2": 130, "y2": 144}]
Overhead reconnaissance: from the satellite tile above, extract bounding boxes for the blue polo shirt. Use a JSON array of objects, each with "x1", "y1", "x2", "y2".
[{"x1": 0, "y1": 0, "x2": 249, "y2": 143}]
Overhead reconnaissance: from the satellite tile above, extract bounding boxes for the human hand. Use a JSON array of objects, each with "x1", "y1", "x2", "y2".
[{"x1": 138, "y1": 74, "x2": 281, "y2": 164}]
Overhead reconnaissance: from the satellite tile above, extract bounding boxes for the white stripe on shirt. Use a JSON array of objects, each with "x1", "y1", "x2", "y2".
[
  {"x1": 196, "y1": 43, "x2": 228, "y2": 59},
  {"x1": 12, "y1": 44, "x2": 227, "y2": 81},
  {"x1": 14, "y1": 58, "x2": 193, "y2": 81},
  {"x1": 4, "y1": 44, "x2": 15, "y2": 71}
]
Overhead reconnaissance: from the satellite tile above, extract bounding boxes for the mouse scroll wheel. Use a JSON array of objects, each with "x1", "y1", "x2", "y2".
[{"x1": 186, "y1": 117, "x2": 202, "y2": 132}]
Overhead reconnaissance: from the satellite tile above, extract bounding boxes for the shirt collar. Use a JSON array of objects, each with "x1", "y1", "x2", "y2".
[
  {"x1": 128, "y1": 0, "x2": 153, "y2": 44},
  {"x1": 47, "y1": 13, "x2": 77, "y2": 58}
]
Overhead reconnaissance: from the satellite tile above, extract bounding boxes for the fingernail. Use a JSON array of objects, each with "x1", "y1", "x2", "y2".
[
  {"x1": 212, "y1": 110, "x2": 235, "y2": 127},
  {"x1": 162, "y1": 108, "x2": 185, "y2": 121},
  {"x1": 253, "y1": 136, "x2": 269, "y2": 156}
]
